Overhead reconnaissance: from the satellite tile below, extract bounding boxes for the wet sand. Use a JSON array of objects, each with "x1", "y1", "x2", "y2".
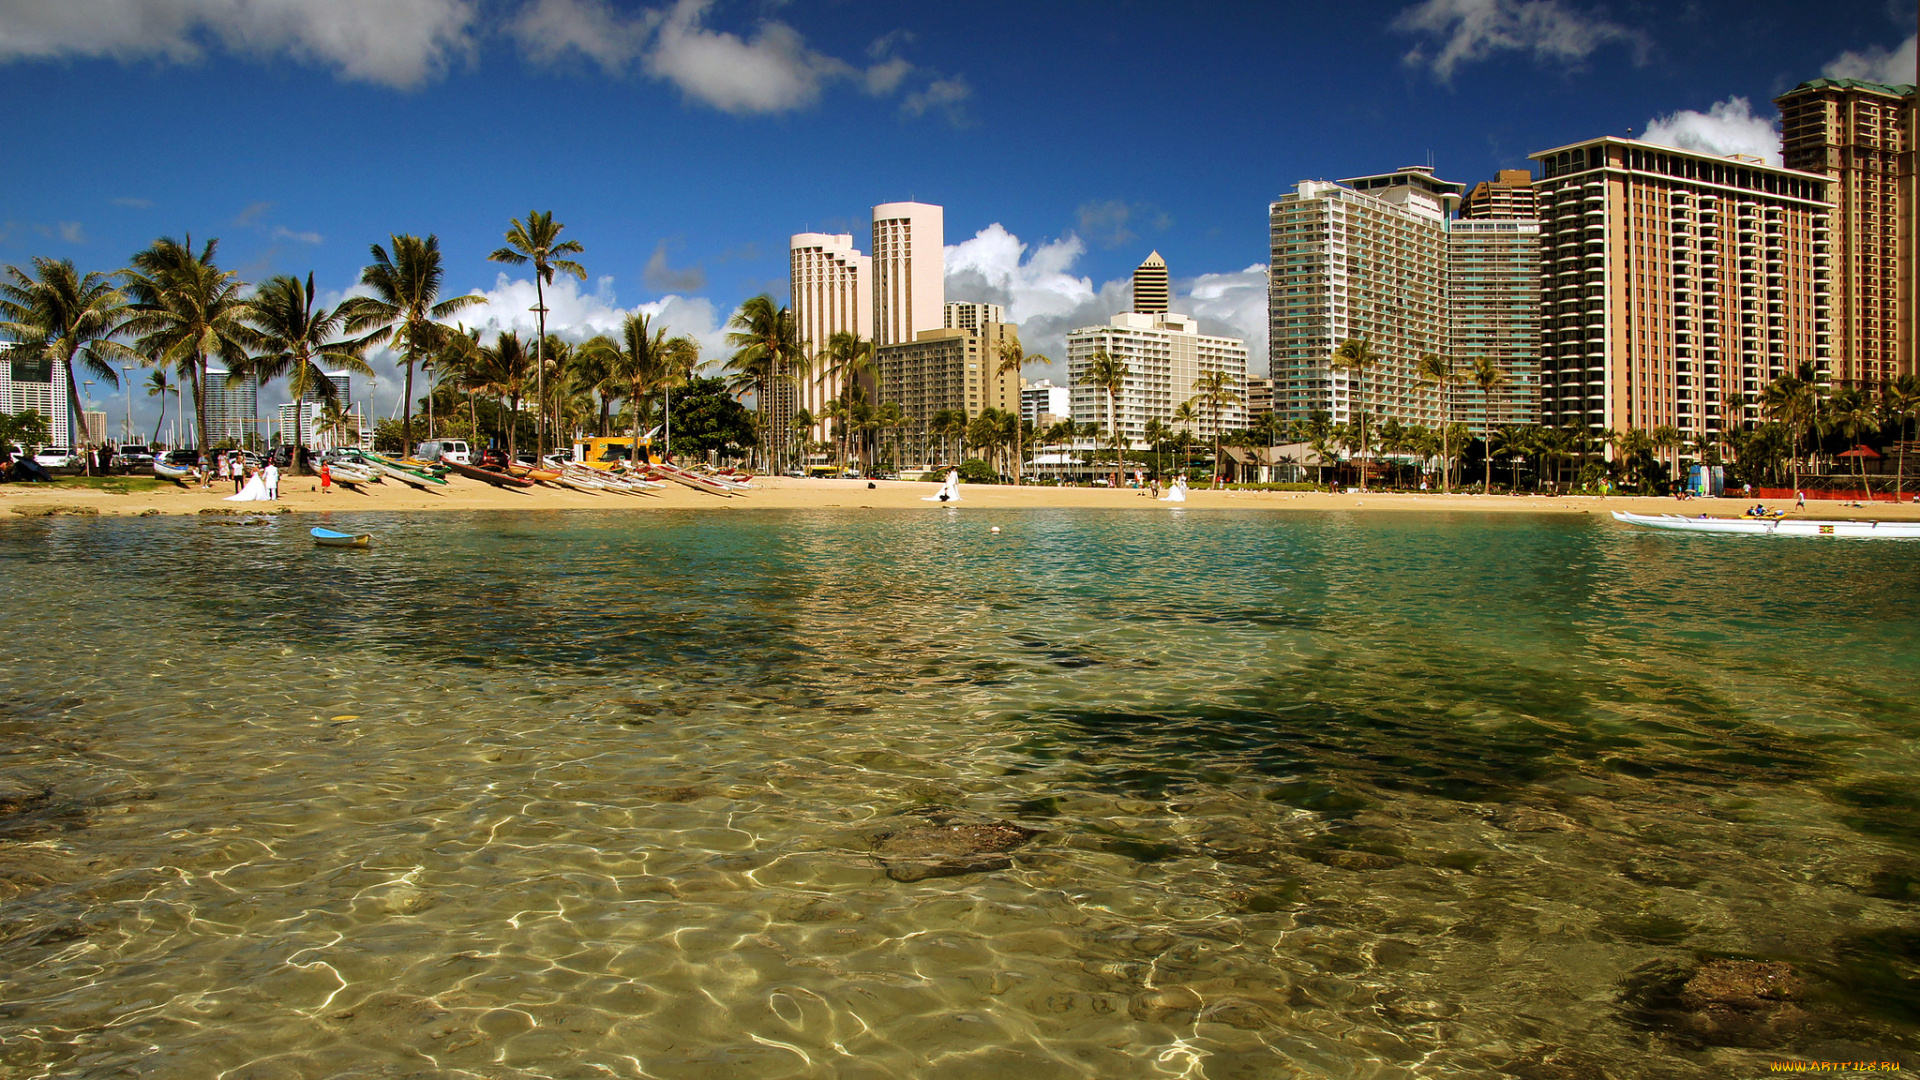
[{"x1": 7, "y1": 472, "x2": 1920, "y2": 520}]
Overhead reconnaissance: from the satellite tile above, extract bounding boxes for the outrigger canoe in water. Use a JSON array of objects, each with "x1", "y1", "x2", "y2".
[{"x1": 1611, "y1": 511, "x2": 1920, "y2": 539}]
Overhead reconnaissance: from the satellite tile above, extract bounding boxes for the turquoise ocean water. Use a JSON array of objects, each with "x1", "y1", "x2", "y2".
[{"x1": 1, "y1": 508, "x2": 1916, "y2": 1078}]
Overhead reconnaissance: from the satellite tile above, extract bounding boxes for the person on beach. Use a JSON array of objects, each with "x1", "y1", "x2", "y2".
[
  {"x1": 263, "y1": 461, "x2": 280, "y2": 500},
  {"x1": 1796, "y1": 489, "x2": 1806, "y2": 509},
  {"x1": 319, "y1": 461, "x2": 332, "y2": 494}
]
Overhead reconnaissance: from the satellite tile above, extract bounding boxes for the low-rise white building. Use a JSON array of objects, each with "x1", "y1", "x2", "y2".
[
  {"x1": 1020, "y1": 379, "x2": 1070, "y2": 427},
  {"x1": 1067, "y1": 312, "x2": 1248, "y2": 443}
]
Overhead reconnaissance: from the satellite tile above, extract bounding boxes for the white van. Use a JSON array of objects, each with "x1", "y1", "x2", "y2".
[{"x1": 415, "y1": 439, "x2": 471, "y2": 464}]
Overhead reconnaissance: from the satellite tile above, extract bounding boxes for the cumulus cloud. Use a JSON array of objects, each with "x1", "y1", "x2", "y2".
[
  {"x1": 942, "y1": 224, "x2": 1269, "y2": 377},
  {"x1": 1641, "y1": 96, "x2": 1781, "y2": 167},
  {"x1": 643, "y1": 0, "x2": 853, "y2": 113},
  {"x1": 642, "y1": 242, "x2": 706, "y2": 292},
  {"x1": 1392, "y1": 0, "x2": 1645, "y2": 80},
  {"x1": 0, "y1": 0, "x2": 478, "y2": 88},
  {"x1": 1823, "y1": 33, "x2": 1917, "y2": 87},
  {"x1": 901, "y1": 75, "x2": 971, "y2": 124},
  {"x1": 1075, "y1": 200, "x2": 1173, "y2": 250},
  {"x1": 509, "y1": 0, "x2": 656, "y2": 71}
]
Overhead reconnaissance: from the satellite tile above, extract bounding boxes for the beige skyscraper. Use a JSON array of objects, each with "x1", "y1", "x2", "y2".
[
  {"x1": 1461, "y1": 169, "x2": 1539, "y2": 220},
  {"x1": 871, "y1": 202, "x2": 945, "y2": 348},
  {"x1": 942, "y1": 301, "x2": 1004, "y2": 332},
  {"x1": 1531, "y1": 138, "x2": 1831, "y2": 439},
  {"x1": 1775, "y1": 77, "x2": 1916, "y2": 385},
  {"x1": 789, "y1": 232, "x2": 872, "y2": 435},
  {"x1": 1132, "y1": 251, "x2": 1170, "y2": 313},
  {"x1": 877, "y1": 321, "x2": 1021, "y2": 424}
]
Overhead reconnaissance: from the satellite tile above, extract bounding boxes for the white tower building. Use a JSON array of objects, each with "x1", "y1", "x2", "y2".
[
  {"x1": 789, "y1": 232, "x2": 872, "y2": 436},
  {"x1": 871, "y1": 202, "x2": 945, "y2": 348}
]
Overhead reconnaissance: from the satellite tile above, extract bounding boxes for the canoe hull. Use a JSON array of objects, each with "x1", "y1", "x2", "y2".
[
  {"x1": 1612, "y1": 511, "x2": 1920, "y2": 538},
  {"x1": 311, "y1": 527, "x2": 371, "y2": 548},
  {"x1": 441, "y1": 457, "x2": 537, "y2": 487}
]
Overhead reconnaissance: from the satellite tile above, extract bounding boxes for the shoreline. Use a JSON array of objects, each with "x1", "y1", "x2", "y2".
[{"x1": 8, "y1": 474, "x2": 1920, "y2": 521}]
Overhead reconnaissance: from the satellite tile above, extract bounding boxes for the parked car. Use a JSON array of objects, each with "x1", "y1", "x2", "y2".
[
  {"x1": 416, "y1": 439, "x2": 471, "y2": 464},
  {"x1": 33, "y1": 447, "x2": 78, "y2": 469},
  {"x1": 115, "y1": 443, "x2": 155, "y2": 471}
]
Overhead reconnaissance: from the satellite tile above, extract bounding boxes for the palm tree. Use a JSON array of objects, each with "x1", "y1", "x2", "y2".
[
  {"x1": 487, "y1": 211, "x2": 585, "y2": 461},
  {"x1": 723, "y1": 295, "x2": 805, "y2": 472},
  {"x1": 1085, "y1": 347, "x2": 1128, "y2": 488},
  {"x1": 474, "y1": 330, "x2": 534, "y2": 461},
  {"x1": 1883, "y1": 374, "x2": 1920, "y2": 501},
  {"x1": 1761, "y1": 365, "x2": 1821, "y2": 492},
  {"x1": 145, "y1": 369, "x2": 171, "y2": 446},
  {"x1": 1189, "y1": 370, "x2": 1242, "y2": 488},
  {"x1": 315, "y1": 396, "x2": 359, "y2": 450},
  {"x1": 1142, "y1": 418, "x2": 1171, "y2": 482},
  {"x1": 1466, "y1": 356, "x2": 1505, "y2": 491},
  {"x1": 0, "y1": 257, "x2": 135, "y2": 456},
  {"x1": 994, "y1": 336, "x2": 1051, "y2": 484},
  {"x1": 1329, "y1": 338, "x2": 1381, "y2": 491},
  {"x1": 582, "y1": 312, "x2": 699, "y2": 468},
  {"x1": 1417, "y1": 352, "x2": 1457, "y2": 492},
  {"x1": 342, "y1": 234, "x2": 482, "y2": 456},
  {"x1": 243, "y1": 273, "x2": 374, "y2": 475},
  {"x1": 119, "y1": 237, "x2": 252, "y2": 478},
  {"x1": 1827, "y1": 387, "x2": 1878, "y2": 492}
]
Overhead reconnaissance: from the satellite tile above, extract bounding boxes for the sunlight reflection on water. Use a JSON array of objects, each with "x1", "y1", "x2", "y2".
[{"x1": 1, "y1": 509, "x2": 1917, "y2": 1078}]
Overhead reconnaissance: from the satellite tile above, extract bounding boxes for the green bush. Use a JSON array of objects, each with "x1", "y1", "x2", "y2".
[
  {"x1": 1224, "y1": 482, "x2": 1322, "y2": 492},
  {"x1": 957, "y1": 459, "x2": 998, "y2": 484}
]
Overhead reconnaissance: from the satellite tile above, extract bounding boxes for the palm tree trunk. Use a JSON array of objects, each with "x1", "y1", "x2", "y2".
[
  {"x1": 291, "y1": 398, "x2": 305, "y2": 476},
  {"x1": 191, "y1": 360, "x2": 209, "y2": 485},
  {"x1": 151, "y1": 396, "x2": 165, "y2": 447},
  {"x1": 534, "y1": 277, "x2": 547, "y2": 463}
]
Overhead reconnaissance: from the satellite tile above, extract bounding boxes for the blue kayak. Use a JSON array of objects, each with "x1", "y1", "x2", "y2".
[{"x1": 311, "y1": 527, "x2": 371, "y2": 548}]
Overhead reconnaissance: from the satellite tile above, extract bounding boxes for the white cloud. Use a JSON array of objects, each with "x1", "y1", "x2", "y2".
[
  {"x1": 271, "y1": 225, "x2": 323, "y2": 244},
  {"x1": 509, "y1": 0, "x2": 655, "y2": 71},
  {"x1": 0, "y1": 0, "x2": 478, "y2": 88},
  {"x1": 864, "y1": 56, "x2": 911, "y2": 95},
  {"x1": 1641, "y1": 96, "x2": 1781, "y2": 167},
  {"x1": 1822, "y1": 33, "x2": 1917, "y2": 88},
  {"x1": 942, "y1": 224, "x2": 1269, "y2": 377},
  {"x1": 642, "y1": 242, "x2": 706, "y2": 292},
  {"x1": 1392, "y1": 0, "x2": 1644, "y2": 80},
  {"x1": 644, "y1": 0, "x2": 852, "y2": 114},
  {"x1": 901, "y1": 75, "x2": 970, "y2": 124}
]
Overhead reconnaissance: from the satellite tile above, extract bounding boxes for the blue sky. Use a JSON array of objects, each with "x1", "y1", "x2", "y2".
[{"x1": 2, "y1": 0, "x2": 1914, "y2": 433}]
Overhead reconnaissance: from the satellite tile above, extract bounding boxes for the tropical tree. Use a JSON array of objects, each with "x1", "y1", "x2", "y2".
[
  {"x1": 1189, "y1": 370, "x2": 1242, "y2": 487},
  {"x1": 1142, "y1": 418, "x2": 1171, "y2": 482},
  {"x1": 1085, "y1": 347, "x2": 1129, "y2": 487},
  {"x1": 315, "y1": 396, "x2": 360, "y2": 450},
  {"x1": 1329, "y1": 338, "x2": 1381, "y2": 491},
  {"x1": 723, "y1": 295, "x2": 805, "y2": 472},
  {"x1": 1883, "y1": 374, "x2": 1920, "y2": 500},
  {"x1": 1827, "y1": 386, "x2": 1878, "y2": 491},
  {"x1": 1417, "y1": 352, "x2": 1457, "y2": 491},
  {"x1": 0, "y1": 258, "x2": 135, "y2": 457},
  {"x1": 994, "y1": 336, "x2": 1051, "y2": 484},
  {"x1": 486, "y1": 211, "x2": 584, "y2": 460},
  {"x1": 1466, "y1": 356, "x2": 1505, "y2": 491},
  {"x1": 474, "y1": 331, "x2": 535, "y2": 460},
  {"x1": 145, "y1": 369, "x2": 171, "y2": 446},
  {"x1": 1761, "y1": 364, "x2": 1821, "y2": 491},
  {"x1": 343, "y1": 234, "x2": 482, "y2": 455},
  {"x1": 243, "y1": 273, "x2": 374, "y2": 474},
  {"x1": 119, "y1": 237, "x2": 252, "y2": 479}
]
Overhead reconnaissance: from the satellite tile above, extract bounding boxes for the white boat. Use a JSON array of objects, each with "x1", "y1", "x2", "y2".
[
  {"x1": 1612, "y1": 511, "x2": 1920, "y2": 539},
  {"x1": 325, "y1": 461, "x2": 378, "y2": 486}
]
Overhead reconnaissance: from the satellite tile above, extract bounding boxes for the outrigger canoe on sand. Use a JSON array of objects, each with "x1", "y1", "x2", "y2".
[
  {"x1": 1612, "y1": 511, "x2": 1920, "y2": 539},
  {"x1": 441, "y1": 456, "x2": 537, "y2": 488}
]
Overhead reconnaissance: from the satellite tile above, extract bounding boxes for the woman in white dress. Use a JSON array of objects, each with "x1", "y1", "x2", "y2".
[
  {"x1": 225, "y1": 466, "x2": 271, "y2": 502},
  {"x1": 1159, "y1": 477, "x2": 1187, "y2": 503},
  {"x1": 922, "y1": 468, "x2": 962, "y2": 503}
]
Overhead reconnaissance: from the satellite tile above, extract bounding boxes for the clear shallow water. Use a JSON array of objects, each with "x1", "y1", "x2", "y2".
[{"x1": 1, "y1": 508, "x2": 1916, "y2": 1078}]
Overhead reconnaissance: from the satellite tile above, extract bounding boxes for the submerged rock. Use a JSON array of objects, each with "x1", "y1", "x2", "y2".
[
  {"x1": 870, "y1": 820, "x2": 1040, "y2": 882},
  {"x1": 1619, "y1": 958, "x2": 1808, "y2": 1048}
]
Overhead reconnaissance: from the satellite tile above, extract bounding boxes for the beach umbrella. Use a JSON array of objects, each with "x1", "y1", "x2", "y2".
[{"x1": 1835, "y1": 445, "x2": 1881, "y2": 459}]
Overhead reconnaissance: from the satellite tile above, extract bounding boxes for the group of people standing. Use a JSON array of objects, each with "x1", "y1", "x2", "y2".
[{"x1": 218, "y1": 451, "x2": 279, "y2": 502}]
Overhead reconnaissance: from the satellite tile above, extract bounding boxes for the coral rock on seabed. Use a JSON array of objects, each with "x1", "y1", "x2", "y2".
[{"x1": 870, "y1": 821, "x2": 1040, "y2": 882}]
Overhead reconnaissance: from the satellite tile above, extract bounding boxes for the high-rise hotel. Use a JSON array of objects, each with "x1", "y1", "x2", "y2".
[
  {"x1": 1775, "y1": 77, "x2": 1916, "y2": 385},
  {"x1": 1268, "y1": 167, "x2": 1460, "y2": 427},
  {"x1": 1531, "y1": 138, "x2": 1832, "y2": 438},
  {"x1": 788, "y1": 231, "x2": 872, "y2": 433}
]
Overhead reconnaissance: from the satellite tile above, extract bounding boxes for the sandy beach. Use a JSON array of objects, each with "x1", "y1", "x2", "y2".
[{"x1": 8, "y1": 472, "x2": 1920, "y2": 521}]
